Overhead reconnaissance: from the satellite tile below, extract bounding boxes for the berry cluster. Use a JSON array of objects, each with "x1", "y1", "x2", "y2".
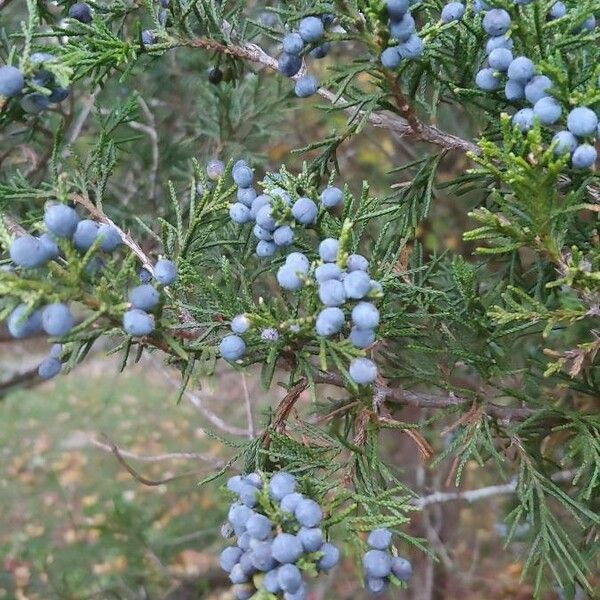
[
  {"x1": 379, "y1": 0, "x2": 425, "y2": 69},
  {"x1": 473, "y1": 4, "x2": 598, "y2": 169},
  {"x1": 221, "y1": 471, "x2": 340, "y2": 600},
  {"x1": 362, "y1": 528, "x2": 413, "y2": 595},
  {"x1": 278, "y1": 13, "x2": 335, "y2": 98}
]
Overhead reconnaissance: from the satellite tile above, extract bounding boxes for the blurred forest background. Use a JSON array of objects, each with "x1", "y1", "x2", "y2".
[{"x1": 0, "y1": 2, "x2": 574, "y2": 599}]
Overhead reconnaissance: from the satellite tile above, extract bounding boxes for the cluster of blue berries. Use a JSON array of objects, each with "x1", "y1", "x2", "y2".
[
  {"x1": 362, "y1": 528, "x2": 413, "y2": 595},
  {"x1": 473, "y1": 5, "x2": 598, "y2": 170},
  {"x1": 278, "y1": 13, "x2": 335, "y2": 98},
  {"x1": 380, "y1": 0, "x2": 425, "y2": 69},
  {"x1": 221, "y1": 471, "x2": 340, "y2": 600}
]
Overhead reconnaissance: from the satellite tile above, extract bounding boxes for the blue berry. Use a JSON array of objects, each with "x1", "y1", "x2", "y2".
[
  {"x1": 549, "y1": 2, "x2": 566, "y2": 19},
  {"x1": 8, "y1": 305, "x2": 42, "y2": 338},
  {"x1": 350, "y1": 326, "x2": 375, "y2": 349},
  {"x1": 286, "y1": 252, "x2": 310, "y2": 273},
  {"x1": 42, "y1": 303, "x2": 74, "y2": 337},
  {"x1": 231, "y1": 315, "x2": 251, "y2": 334},
  {"x1": 572, "y1": 144, "x2": 597, "y2": 169},
  {"x1": 230, "y1": 203, "x2": 252, "y2": 224},
  {"x1": 319, "y1": 238, "x2": 339, "y2": 262},
  {"x1": 97, "y1": 224, "x2": 121, "y2": 251},
  {"x1": 73, "y1": 219, "x2": 99, "y2": 251},
  {"x1": 349, "y1": 357, "x2": 378, "y2": 384},
  {"x1": 441, "y1": 2, "x2": 465, "y2": 24},
  {"x1": 391, "y1": 556, "x2": 413, "y2": 580},
  {"x1": 233, "y1": 165, "x2": 254, "y2": 188},
  {"x1": 253, "y1": 224, "x2": 273, "y2": 241},
  {"x1": 207, "y1": 159, "x2": 225, "y2": 180},
  {"x1": 310, "y1": 43, "x2": 331, "y2": 59},
  {"x1": 264, "y1": 568, "x2": 281, "y2": 593},
  {"x1": 317, "y1": 543, "x2": 340, "y2": 570},
  {"x1": 512, "y1": 108, "x2": 535, "y2": 132},
  {"x1": 277, "y1": 264, "x2": 304, "y2": 290},
  {"x1": 45, "y1": 204, "x2": 79, "y2": 238},
  {"x1": 368, "y1": 528, "x2": 392, "y2": 550},
  {"x1": 315, "y1": 307, "x2": 345, "y2": 336},
  {"x1": 9, "y1": 235, "x2": 48, "y2": 268},
  {"x1": 256, "y1": 205, "x2": 277, "y2": 230},
  {"x1": 269, "y1": 472, "x2": 296, "y2": 500},
  {"x1": 524, "y1": 75, "x2": 552, "y2": 104},
  {"x1": 244, "y1": 473, "x2": 263, "y2": 488},
  {"x1": 399, "y1": 34, "x2": 424, "y2": 59},
  {"x1": 362, "y1": 549, "x2": 392, "y2": 578},
  {"x1": 483, "y1": 9, "x2": 511, "y2": 36},
  {"x1": 567, "y1": 107, "x2": 598, "y2": 137},
  {"x1": 229, "y1": 563, "x2": 248, "y2": 584},
  {"x1": 292, "y1": 197, "x2": 318, "y2": 224},
  {"x1": 220, "y1": 546, "x2": 243, "y2": 572},
  {"x1": 475, "y1": 68, "x2": 501, "y2": 92},
  {"x1": 228, "y1": 503, "x2": 253, "y2": 531},
  {"x1": 237, "y1": 187, "x2": 257, "y2": 207},
  {"x1": 298, "y1": 527, "x2": 323, "y2": 552},
  {"x1": 277, "y1": 563, "x2": 303, "y2": 593},
  {"x1": 39, "y1": 233, "x2": 59, "y2": 261},
  {"x1": 533, "y1": 97, "x2": 562, "y2": 125},
  {"x1": 129, "y1": 284, "x2": 159, "y2": 311},
  {"x1": 272, "y1": 533, "x2": 304, "y2": 563},
  {"x1": 315, "y1": 263, "x2": 342, "y2": 282},
  {"x1": 154, "y1": 259, "x2": 177, "y2": 285},
  {"x1": 507, "y1": 56, "x2": 535, "y2": 83},
  {"x1": 20, "y1": 93, "x2": 50, "y2": 114},
  {"x1": 256, "y1": 240, "x2": 277, "y2": 257},
  {"x1": 298, "y1": 16, "x2": 324, "y2": 43},
  {"x1": 0, "y1": 65, "x2": 24, "y2": 98},
  {"x1": 239, "y1": 483, "x2": 259, "y2": 507},
  {"x1": 390, "y1": 13, "x2": 416, "y2": 42},
  {"x1": 321, "y1": 186, "x2": 343, "y2": 208},
  {"x1": 139, "y1": 268, "x2": 153, "y2": 283},
  {"x1": 346, "y1": 254, "x2": 369, "y2": 272},
  {"x1": 250, "y1": 542, "x2": 277, "y2": 571},
  {"x1": 280, "y1": 492, "x2": 304, "y2": 514},
  {"x1": 246, "y1": 513, "x2": 273, "y2": 540},
  {"x1": 38, "y1": 356, "x2": 62, "y2": 380},
  {"x1": 278, "y1": 53, "x2": 302, "y2": 78},
  {"x1": 344, "y1": 271, "x2": 372, "y2": 299},
  {"x1": 386, "y1": 0, "x2": 409, "y2": 19},
  {"x1": 283, "y1": 33, "x2": 304, "y2": 55},
  {"x1": 318, "y1": 279, "x2": 346, "y2": 306},
  {"x1": 123, "y1": 309, "x2": 154, "y2": 336},
  {"x1": 352, "y1": 302, "x2": 380, "y2": 328},
  {"x1": 486, "y1": 35, "x2": 513, "y2": 54},
  {"x1": 381, "y1": 47, "x2": 402, "y2": 69},
  {"x1": 295, "y1": 75, "x2": 319, "y2": 98},
  {"x1": 552, "y1": 131, "x2": 578, "y2": 156},
  {"x1": 48, "y1": 87, "x2": 70, "y2": 104},
  {"x1": 141, "y1": 30, "x2": 156, "y2": 45},
  {"x1": 69, "y1": 2, "x2": 92, "y2": 23},
  {"x1": 251, "y1": 197, "x2": 271, "y2": 222},
  {"x1": 232, "y1": 584, "x2": 254, "y2": 600},
  {"x1": 294, "y1": 498, "x2": 322, "y2": 527},
  {"x1": 227, "y1": 475, "x2": 245, "y2": 493},
  {"x1": 239, "y1": 551, "x2": 257, "y2": 576},
  {"x1": 273, "y1": 225, "x2": 294, "y2": 246},
  {"x1": 505, "y1": 79, "x2": 524, "y2": 101},
  {"x1": 220, "y1": 335, "x2": 246, "y2": 361},
  {"x1": 488, "y1": 48, "x2": 513, "y2": 72}
]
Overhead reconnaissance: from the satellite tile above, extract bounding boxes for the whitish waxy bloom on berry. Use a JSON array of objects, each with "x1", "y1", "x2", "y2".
[
  {"x1": 123, "y1": 309, "x2": 155, "y2": 336},
  {"x1": 567, "y1": 107, "x2": 598, "y2": 137},
  {"x1": 320, "y1": 186, "x2": 344, "y2": 208},
  {"x1": 231, "y1": 315, "x2": 250, "y2": 334},
  {"x1": 441, "y1": 2, "x2": 465, "y2": 24},
  {"x1": 349, "y1": 357, "x2": 378, "y2": 384},
  {"x1": 298, "y1": 16, "x2": 324, "y2": 43},
  {"x1": 269, "y1": 471, "x2": 296, "y2": 500},
  {"x1": 129, "y1": 284, "x2": 160, "y2": 311},
  {"x1": 0, "y1": 65, "x2": 24, "y2": 97},
  {"x1": 368, "y1": 528, "x2": 392, "y2": 550},
  {"x1": 38, "y1": 356, "x2": 62, "y2": 380},
  {"x1": 10, "y1": 236, "x2": 49, "y2": 269},
  {"x1": 8, "y1": 305, "x2": 42, "y2": 339},
  {"x1": 295, "y1": 75, "x2": 319, "y2": 98},
  {"x1": 220, "y1": 335, "x2": 246, "y2": 361},
  {"x1": 42, "y1": 303, "x2": 74, "y2": 337},
  {"x1": 45, "y1": 204, "x2": 80, "y2": 238},
  {"x1": 154, "y1": 259, "x2": 177, "y2": 285}
]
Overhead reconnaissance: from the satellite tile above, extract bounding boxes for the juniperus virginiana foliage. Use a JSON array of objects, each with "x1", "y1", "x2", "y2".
[{"x1": 0, "y1": 1, "x2": 599, "y2": 597}]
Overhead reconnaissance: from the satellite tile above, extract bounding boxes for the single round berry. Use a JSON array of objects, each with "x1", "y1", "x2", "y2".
[
  {"x1": 486, "y1": 35, "x2": 513, "y2": 54},
  {"x1": 524, "y1": 75, "x2": 552, "y2": 104},
  {"x1": 39, "y1": 233, "x2": 59, "y2": 261},
  {"x1": 129, "y1": 284, "x2": 160, "y2": 311},
  {"x1": 73, "y1": 219, "x2": 99, "y2": 251},
  {"x1": 278, "y1": 264, "x2": 304, "y2": 290},
  {"x1": 230, "y1": 203, "x2": 252, "y2": 224},
  {"x1": 231, "y1": 315, "x2": 251, "y2": 334},
  {"x1": 38, "y1": 356, "x2": 62, "y2": 380},
  {"x1": 253, "y1": 224, "x2": 273, "y2": 241},
  {"x1": 273, "y1": 225, "x2": 294, "y2": 246},
  {"x1": 381, "y1": 47, "x2": 402, "y2": 69},
  {"x1": 239, "y1": 483, "x2": 259, "y2": 507},
  {"x1": 512, "y1": 108, "x2": 535, "y2": 132},
  {"x1": 264, "y1": 568, "x2": 281, "y2": 593},
  {"x1": 229, "y1": 563, "x2": 249, "y2": 584},
  {"x1": 227, "y1": 475, "x2": 245, "y2": 493},
  {"x1": 44, "y1": 204, "x2": 80, "y2": 238},
  {"x1": 366, "y1": 577, "x2": 388, "y2": 594},
  {"x1": 250, "y1": 542, "x2": 277, "y2": 572},
  {"x1": 298, "y1": 527, "x2": 323, "y2": 552},
  {"x1": 549, "y1": 1, "x2": 566, "y2": 19},
  {"x1": 220, "y1": 546, "x2": 243, "y2": 572},
  {"x1": 349, "y1": 357, "x2": 378, "y2": 384},
  {"x1": 42, "y1": 303, "x2": 74, "y2": 337},
  {"x1": 368, "y1": 528, "x2": 392, "y2": 550},
  {"x1": 139, "y1": 268, "x2": 153, "y2": 283},
  {"x1": 315, "y1": 307, "x2": 345, "y2": 337},
  {"x1": 441, "y1": 2, "x2": 465, "y2": 24},
  {"x1": 244, "y1": 472, "x2": 263, "y2": 488},
  {"x1": 295, "y1": 75, "x2": 319, "y2": 98},
  {"x1": 488, "y1": 48, "x2": 513, "y2": 72},
  {"x1": 483, "y1": 9, "x2": 511, "y2": 37},
  {"x1": 533, "y1": 97, "x2": 562, "y2": 125},
  {"x1": 292, "y1": 197, "x2": 318, "y2": 224},
  {"x1": 280, "y1": 492, "x2": 304, "y2": 514},
  {"x1": 68, "y1": 2, "x2": 92, "y2": 23},
  {"x1": 272, "y1": 533, "x2": 304, "y2": 564},
  {"x1": 246, "y1": 513, "x2": 273, "y2": 540},
  {"x1": 386, "y1": 0, "x2": 409, "y2": 19},
  {"x1": 228, "y1": 503, "x2": 253, "y2": 531},
  {"x1": 97, "y1": 224, "x2": 121, "y2": 251},
  {"x1": 315, "y1": 263, "x2": 342, "y2": 282},
  {"x1": 507, "y1": 56, "x2": 535, "y2": 83},
  {"x1": 8, "y1": 305, "x2": 42, "y2": 339},
  {"x1": 567, "y1": 107, "x2": 598, "y2": 137},
  {"x1": 319, "y1": 238, "x2": 339, "y2": 262},
  {"x1": 283, "y1": 32, "x2": 304, "y2": 55},
  {"x1": 277, "y1": 563, "x2": 303, "y2": 593},
  {"x1": 552, "y1": 131, "x2": 578, "y2": 156},
  {"x1": 220, "y1": 335, "x2": 246, "y2": 361},
  {"x1": 123, "y1": 309, "x2": 154, "y2": 336},
  {"x1": 346, "y1": 254, "x2": 369, "y2": 272},
  {"x1": 475, "y1": 68, "x2": 501, "y2": 92},
  {"x1": 317, "y1": 543, "x2": 340, "y2": 570},
  {"x1": 256, "y1": 240, "x2": 277, "y2": 257},
  {"x1": 237, "y1": 187, "x2": 257, "y2": 207},
  {"x1": 0, "y1": 65, "x2": 24, "y2": 98},
  {"x1": 391, "y1": 556, "x2": 413, "y2": 580},
  {"x1": 572, "y1": 144, "x2": 597, "y2": 169},
  {"x1": 319, "y1": 279, "x2": 346, "y2": 306},
  {"x1": 269, "y1": 472, "x2": 296, "y2": 500},
  {"x1": 363, "y1": 549, "x2": 392, "y2": 579},
  {"x1": 208, "y1": 66, "x2": 223, "y2": 84},
  {"x1": 10, "y1": 235, "x2": 48, "y2": 268},
  {"x1": 298, "y1": 16, "x2": 324, "y2": 43},
  {"x1": 505, "y1": 79, "x2": 524, "y2": 102},
  {"x1": 256, "y1": 205, "x2": 277, "y2": 230},
  {"x1": 286, "y1": 252, "x2": 310, "y2": 274},
  {"x1": 344, "y1": 270, "x2": 372, "y2": 299},
  {"x1": 390, "y1": 13, "x2": 416, "y2": 43},
  {"x1": 350, "y1": 326, "x2": 376, "y2": 349},
  {"x1": 321, "y1": 186, "x2": 343, "y2": 208},
  {"x1": 295, "y1": 498, "x2": 322, "y2": 527},
  {"x1": 399, "y1": 34, "x2": 424, "y2": 59},
  {"x1": 154, "y1": 259, "x2": 177, "y2": 285},
  {"x1": 233, "y1": 165, "x2": 254, "y2": 188},
  {"x1": 310, "y1": 43, "x2": 331, "y2": 59},
  {"x1": 278, "y1": 53, "x2": 302, "y2": 77},
  {"x1": 48, "y1": 87, "x2": 70, "y2": 104},
  {"x1": 352, "y1": 302, "x2": 380, "y2": 329}
]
